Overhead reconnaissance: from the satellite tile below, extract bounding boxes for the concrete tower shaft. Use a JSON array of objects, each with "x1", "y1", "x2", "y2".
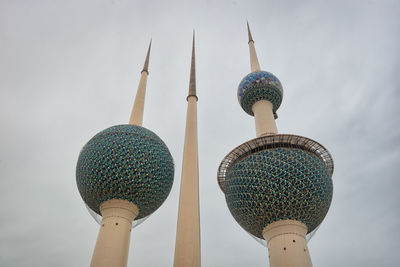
[
  {"x1": 263, "y1": 220, "x2": 313, "y2": 267},
  {"x1": 129, "y1": 40, "x2": 152, "y2": 126},
  {"x1": 90, "y1": 199, "x2": 138, "y2": 267},
  {"x1": 247, "y1": 21, "x2": 261, "y2": 72},
  {"x1": 174, "y1": 32, "x2": 201, "y2": 267}
]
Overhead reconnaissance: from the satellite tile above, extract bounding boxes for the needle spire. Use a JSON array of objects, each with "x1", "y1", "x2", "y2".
[
  {"x1": 247, "y1": 22, "x2": 261, "y2": 71},
  {"x1": 247, "y1": 21, "x2": 254, "y2": 43},
  {"x1": 187, "y1": 31, "x2": 197, "y2": 100},
  {"x1": 129, "y1": 40, "x2": 152, "y2": 126},
  {"x1": 141, "y1": 39, "x2": 152, "y2": 74}
]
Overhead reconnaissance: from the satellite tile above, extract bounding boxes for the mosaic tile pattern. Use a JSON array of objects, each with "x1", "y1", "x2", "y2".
[
  {"x1": 225, "y1": 147, "x2": 332, "y2": 238},
  {"x1": 237, "y1": 71, "x2": 283, "y2": 115},
  {"x1": 76, "y1": 124, "x2": 174, "y2": 219}
]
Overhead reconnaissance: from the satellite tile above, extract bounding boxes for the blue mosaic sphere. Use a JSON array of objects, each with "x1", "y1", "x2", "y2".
[
  {"x1": 76, "y1": 124, "x2": 174, "y2": 219},
  {"x1": 237, "y1": 71, "x2": 283, "y2": 116},
  {"x1": 225, "y1": 147, "x2": 332, "y2": 238}
]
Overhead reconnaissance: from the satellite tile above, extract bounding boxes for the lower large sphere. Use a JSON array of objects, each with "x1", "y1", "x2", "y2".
[
  {"x1": 225, "y1": 147, "x2": 332, "y2": 238},
  {"x1": 76, "y1": 124, "x2": 174, "y2": 219}
]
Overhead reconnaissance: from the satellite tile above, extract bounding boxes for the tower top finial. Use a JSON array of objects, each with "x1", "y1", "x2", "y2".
[
  {"x1": 247, "y1": 21, "x2": 254, "y2": 43},
  {"x1": 247, "y1": 22, "x2": 261, "y2": 72},
  {"x1": 187, "y1": 30, "x2": 197, "y2": 101},
  {"x1": 141, "y1": 39, "x2": 152, "y2": 74}
]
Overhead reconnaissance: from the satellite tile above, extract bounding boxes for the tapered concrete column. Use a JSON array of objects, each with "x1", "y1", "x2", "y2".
[
  {"x1": 174, "y1": 32, "x2": 201, "y2": 267},
  {"x1": 247, "y1": 22, "x2": 261, "y2": 72},
  {"x1": 249, "y1": 41, "x2": 261, "y2": 72},
  {"x1": 262, "y1": 220, "x2": 313, "y2": 267},
  {"x1": 252, "y1": 100, "x2": 278, "y2": 137},
  {"x1": 90, "y1": 199, "x2": 139, "y2": 267},
  {"x1": 174, "y1": 96, "x2": 201, "y2": 267},
  {"x1": 129, "y1": 71, "x2": 148, "y2": 126},
  {"x1": 129, "y1": 40, "x2": 151, "y2": 126}
]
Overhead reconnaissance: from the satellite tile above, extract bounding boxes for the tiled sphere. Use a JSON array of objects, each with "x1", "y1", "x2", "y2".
[
  {"x1": 237, "y1": 71, "x2": 283, "y2": 116},
  {"x1": 225, "y1": 147, "x2": 332, "y2": 238},
  {"x1": 76, "y1": 124, "x2": 174, "y2": 219}
]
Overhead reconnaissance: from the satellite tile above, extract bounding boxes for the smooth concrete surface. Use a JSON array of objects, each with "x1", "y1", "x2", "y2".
[
  {"x1": 263, "y1": 220, "x2": 313, "y2": 267},
  {"x1": 129, "y1": 72, "x2": 148, "y2": 126},
  {"x1": 90, "y1": 199, "x2": 139, "y2": 267},
  {"x1": 174, "y1": 95, "x2": 201, "y2": 267},
  {"x1": 252, "y1": 100, "x2": 278, "y2": 137},
  {"x1": 249, "y1": 40, "x2": 261, "y2": 72}
]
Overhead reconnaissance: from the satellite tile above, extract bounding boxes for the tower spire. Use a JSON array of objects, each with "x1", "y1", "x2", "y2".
[
  {"x1": 188, "y1": 31, "x2": 197, "y2": 100},
  {"x1": 247, "y1": 20, "x2": 254, "y2": 43},
  {"x1": 141, "y1": 39, "x2": 152, "y2": 74},
  {"x1": 174, "y1": 30, "x2": 201, "y2": 267},
  {"x1": 129, "y1": 40, "x2": 152, "y2": 126},
  {"x1": 247, "y1": 21, "x2": 261, "y2": 72}
]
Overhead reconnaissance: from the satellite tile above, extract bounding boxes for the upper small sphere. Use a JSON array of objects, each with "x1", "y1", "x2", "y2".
[
  {"x1": 76, "y1": 124, "x2": 174, "y2": 219},
  {"x1": 237, "y1": 71, "x2": 283, "y2": 116},
  {"x1": 225, "y1": 147, "x2": 332, "y2": 238}
]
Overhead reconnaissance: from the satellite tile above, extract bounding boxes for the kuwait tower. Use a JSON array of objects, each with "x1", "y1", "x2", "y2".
[
  {"x1": 76, "y1": 41, "x2": 174, "y2": 267},
  {"x1": 217, "y1": 23, "x2": 334, "y2": 267},
  {"x1": 174, "y1": 32, "x2": 201, "y2": 267}
]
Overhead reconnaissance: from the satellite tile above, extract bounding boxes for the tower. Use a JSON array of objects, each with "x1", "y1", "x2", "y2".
[
  {"x1": 174, "y1": 32, "x2": 201, "y2": 267},
  {"x1": 217, "y1": 23, "x2": 334, "y2": 267},
  {"x1": 76, "y1": 41, "x2": 174, "y2": 267}
]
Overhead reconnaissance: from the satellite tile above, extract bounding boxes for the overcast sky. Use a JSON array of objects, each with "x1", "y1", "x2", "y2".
[{"x1": 1, "y1": 0, "x2": 399, "y2": 266}]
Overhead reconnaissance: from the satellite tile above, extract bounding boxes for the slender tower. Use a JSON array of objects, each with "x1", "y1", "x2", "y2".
[
  {"x1": 76, "y1": 41, "x2": 174, "y2": 267},
  {"x1": 174, "y1": 32, "x2": 201, "y2": 267},
  {"x1": 217, "y1": 23, "x2": 334, "y2": 267},
  {"x1": 129, "y1": 39, "x2": 151, "y2": 126}
]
